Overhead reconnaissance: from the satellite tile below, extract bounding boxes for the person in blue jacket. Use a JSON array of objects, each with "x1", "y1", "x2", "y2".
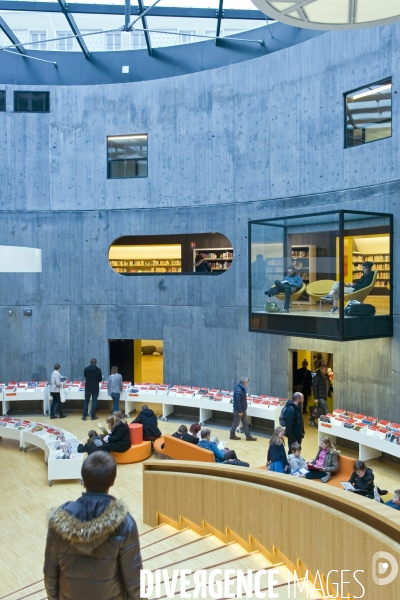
[
  {"x1": 385, "y1": 489, "x2": 400, "y2": 510},
  {"x1": 267, "y1": 426, "x2": 289, "y2": 473},
  {"x1": 198, "y1": 428, "x2": 239, "y2": 462},
  {"x1": 229, "y1": 377, "x2": 257, "y2": 441},
  {"x1": 264, "y1": 266, "x2": 303, "y2": 312}
]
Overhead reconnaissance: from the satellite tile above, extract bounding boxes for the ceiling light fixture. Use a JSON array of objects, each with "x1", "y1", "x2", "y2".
[{"x1": 350, "y1": 84, "x2": 392, "y2": 101}]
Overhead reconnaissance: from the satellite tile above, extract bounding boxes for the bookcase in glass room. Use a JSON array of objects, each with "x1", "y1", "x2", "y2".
[
  {"x1": 352, "y1": 252, "x2": 390, "y2": 295},
  {"x1": 192, "y1": 248, "x2": 233, "y2": 272},
  {"x1": 291, "y1": 245, "x2": 317, "y2": 303}
]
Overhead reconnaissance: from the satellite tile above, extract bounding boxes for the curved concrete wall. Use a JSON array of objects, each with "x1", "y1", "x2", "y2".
[{"x1": 0, "y1": 23, "x2": 399, "y2": 421}]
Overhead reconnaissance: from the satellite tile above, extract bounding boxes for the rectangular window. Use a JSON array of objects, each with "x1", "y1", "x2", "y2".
[
  {"x1": 107, "y1": 134, "x2": 148, "y2": 179},
  {"x1": 0, "y1": 90, "x2": 5, "y2": 112},
  {"x1": 30, "y1": 31, "x2": 47, "y2": 51},
  {"x1": 345, "y1": 78, "x2": 392, "y2": 148},
  {"x1": 57, "y1": 32, "x2": 74, "y2": 51},
  {"x1": 14, "y1": 92, "x2": 50, "y2": 113},
  {"x1": 179, "y1": 30, "x2": 196, "y2": 44},
  {"x1": 105, "y1": 32, "x2": 122, "y2": 51},
  {"x1": 132, "y1": 31, "x2": 145, "y2": 50}
]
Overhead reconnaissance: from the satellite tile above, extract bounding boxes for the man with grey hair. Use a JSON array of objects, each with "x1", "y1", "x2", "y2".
[
  {"x1": 284, "y1": 392, "x2": 305, "y2": 449},
  {"x1": 230, "y1": 377, "x2": 257, "y2": 441}
]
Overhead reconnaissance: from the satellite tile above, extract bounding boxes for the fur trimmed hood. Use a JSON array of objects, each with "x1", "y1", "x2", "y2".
[{"x1": 48, "y1": 497, "x2": 128, "y2": 553}]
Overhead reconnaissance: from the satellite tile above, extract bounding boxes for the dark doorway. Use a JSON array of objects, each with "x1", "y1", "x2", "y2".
[{"x1": 109, "y1": 340, "x2": 134, "y2": 382}]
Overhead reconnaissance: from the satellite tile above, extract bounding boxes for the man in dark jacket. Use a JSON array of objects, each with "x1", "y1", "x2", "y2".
[
  {"x1": 44, "y1": 452, "x2": 142, "y2": 600},
  {"x1": 132, "y1": 404, "x2": 162, "y2": 440},
  {"x1": 83, "y1": 358, "x2": 102, "y2": 421},
  {"x1": 321, "y1": 261, "x2": 375, "y2": 314},
  {"x1": 284, "y1": 392, "x2": 305, "y2": 449},
  {"x1": 294, "y1": 359, "x2": 312, "y2": 414},
  {"x1": 172, "y1": 424, "x2": 199, "y2": 445},
  {"x1": 309, "y1": 364, "x2": 332, "y2": 427},
  {"x1": 230, "y1": 377, "x2": 257, "y2": 441}
]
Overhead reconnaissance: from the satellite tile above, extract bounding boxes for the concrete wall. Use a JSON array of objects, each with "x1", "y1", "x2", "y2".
[{"x1": 0, "y1": 23, "x2": 399, "y2": 421}]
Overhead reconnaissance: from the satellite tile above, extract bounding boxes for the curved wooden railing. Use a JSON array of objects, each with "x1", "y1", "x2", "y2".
[{"x1": 143, "y1": 461, "x2": 400, "y2": 599}]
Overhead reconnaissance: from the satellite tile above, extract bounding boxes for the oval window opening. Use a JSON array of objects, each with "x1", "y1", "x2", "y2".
[{"x1": 108, "y1": 233, "x2": 233, "y2": 275}]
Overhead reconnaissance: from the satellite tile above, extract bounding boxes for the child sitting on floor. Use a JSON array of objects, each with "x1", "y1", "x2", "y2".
[
  {"x1": 77, "y1": 430, "x2": 103, "y2": 455},
  {"x1": 288, "y1": 442, "x2": 309, "y2": 476}
]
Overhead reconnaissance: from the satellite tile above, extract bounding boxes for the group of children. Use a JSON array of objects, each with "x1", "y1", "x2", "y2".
[{"x1": 267, "y1": 425, "x2": 400, "y2": 509}]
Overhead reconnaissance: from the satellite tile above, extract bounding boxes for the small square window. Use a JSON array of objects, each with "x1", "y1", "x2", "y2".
[
  {"x1": 14, "y1": 91, "x2": 50, "y2": 113},
  {"x1": 107, "y1": 134, "x2": 148, "y2": 179},
  {"x1": 345, "y1": 78, "x2": 392, "y2": 148},
  {"x1": 0, "y1": 91, "x2": 5, "y2": 112}
]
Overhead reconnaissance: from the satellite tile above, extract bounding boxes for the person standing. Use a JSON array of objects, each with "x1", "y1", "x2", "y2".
[
  {"x1": 49, "y1": 363, "x2": 66, "y2": 419},
  {"x1": 107, "y1": 366, "x2": 123, "y2": 413},
  {"x1": 82, "y1": 358, "x2": 102, "y2": 421},
  {"x1": 44, "y1": 452, "x2": 142, "y2": 600},
  {"x1": 309, "y1": 364, "x2": 332, "y2": 427},
  {"x1": 230, "y1": 377, "x2": 257, "y2": 441},
  {"x1": 294, "y1": 359, "x2": 312, "y2": 414},
  {"x1": 284, "y1": 392, "x2": 305, "y2": 448}
]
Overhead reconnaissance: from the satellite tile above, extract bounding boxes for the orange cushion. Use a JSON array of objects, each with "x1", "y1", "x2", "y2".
[
  {"x1": 111, "y1": 441, "x2": 151, "y2": 464},
  {"x1": 326, "y1": 455, "x2": 355, "y2": 488},
  {"x1": 154, "y1": 435, "x2": 215, "y2": 462},
  {"x1": 129, "y1": 423, "x2": 143, "y2": 445}
]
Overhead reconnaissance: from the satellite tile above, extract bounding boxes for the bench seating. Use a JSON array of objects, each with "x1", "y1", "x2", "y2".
[
  {"x1": 325, "y1": 454, "x2": 354, "y2": 488},
  {"x1": 153, "y1": 434, "x2": 215, "y2": 462},
  {"x1": 111, "y1": 441, "x2": 151, "y2": 464}
]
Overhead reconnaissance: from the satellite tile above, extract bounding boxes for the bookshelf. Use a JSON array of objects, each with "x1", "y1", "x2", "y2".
[
  {"x1": 193, "y1": 248, "x2": 233, "y2": 272},
  {"x1": 110, "y1": 258, "x2": 181, "y2": 274},
  {"x1": 291, "y1": 245, "x2": 317, "y2": 303},
  {"x1": 352, "y1": 252, "x2": 390, "y2": 295}
]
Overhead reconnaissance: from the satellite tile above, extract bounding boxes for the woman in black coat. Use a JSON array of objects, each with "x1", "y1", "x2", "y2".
[{"x1": 100, "y1": 412, "x2": 131, "y2": 453}]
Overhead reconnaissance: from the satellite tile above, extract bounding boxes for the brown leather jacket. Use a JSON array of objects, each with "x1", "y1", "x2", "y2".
[{"x1": 44, "y1": 494, "x2": 142, "y2": 600}]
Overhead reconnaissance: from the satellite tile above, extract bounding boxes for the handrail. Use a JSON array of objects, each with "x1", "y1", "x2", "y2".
[{"x1": 143, "y1": 461, "x2": 400, "y2": 600}]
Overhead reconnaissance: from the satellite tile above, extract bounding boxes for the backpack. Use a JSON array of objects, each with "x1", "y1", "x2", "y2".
[
  {"x1": 265, "y1": 301, "x2": 279, "y2": 313},
  {"x1": 279, "y1": 403, "x2": 292, "y2": 427},
  {"x1": 344, "y1": 301, "x2": 376, "y2": 317}
]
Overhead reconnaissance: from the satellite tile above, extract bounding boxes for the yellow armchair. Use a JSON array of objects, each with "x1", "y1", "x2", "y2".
[
  {"x1": 344, "y1": 270, "x2": 377, "y2": 303},
  {"x1": 275, "y1": 282, "x2": 306, "y2": 309},
  {"x1": 306, "y1": 280, "x2": 336, "y2": 309}
]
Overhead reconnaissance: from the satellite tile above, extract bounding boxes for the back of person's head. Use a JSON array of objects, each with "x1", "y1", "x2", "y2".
[
  {"x1": 90, "y1": 358, "x2": 97, "y2": 365},
  {"x1": 141, "y1": 404, "x2": 148, "y2": 412},
  {"x1": 290, "y1": 442, "x2": 301, "y2": 453},
  {"x1": 293, "y1": 392, "x2": 303, "y2": 403},
  {"x1": 302, "y1": 360, "x2": 308, "y2": 367},
  {"x1": 54, "y1": 363, "x2": 60, "y2": 370},
  {"x1": 354, "y1": 460, "x2": 366, "y2": 472},
  {"x1": 106, "y1": 415, "x2": 116, "y2": 430},
  {"x1": 113, "y1": 410, "x2": 125, "y2": 424},
  {"x1": 82, "y1": 452, "x2": 116, "y2": 493},
  {"x1": 189, "y1": 423, "x2": 201, "y2": 435},
  {"x1": 201, "y1": 428, "x2": 211, "y2": 439},
  {"x1": 110, "y1": 366, "x2": 118, "y2": 374},
  {"x1": 87, "y1": 429, "x2": 97, "y2": 443},
  {"x1": 393, "y1": 489, "x2": 400, "y2": 498},
  {"x1": 270, "y1": 426, "x2": 285, "y2": 446},
  {"x1": 320, "y1": 436, "x2": 333, "y2": 449},
  {"x1": 178, "y1": 425, "x2": 188, "y2": 434}
]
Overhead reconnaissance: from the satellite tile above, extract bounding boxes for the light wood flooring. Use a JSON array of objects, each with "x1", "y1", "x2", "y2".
[{"x1": 1, "y1": 409, "x2": 399, "y2": 596}]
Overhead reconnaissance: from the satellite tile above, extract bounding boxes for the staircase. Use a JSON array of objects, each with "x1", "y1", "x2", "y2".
[{"x1": 2, "y1": 523, "x2": 324, "y2": 600}]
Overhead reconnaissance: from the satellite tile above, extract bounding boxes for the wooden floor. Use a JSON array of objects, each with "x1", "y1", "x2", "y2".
[{"x1": 1, "y1": 409, "x2": 399, "y2": 596}]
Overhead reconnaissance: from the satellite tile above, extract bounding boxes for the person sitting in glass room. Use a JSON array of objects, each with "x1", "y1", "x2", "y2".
[
  {"x1": 321, "y1": 261, "x2": 375, "y2": 314},
  {"x1": 264, "y1": 266, "x2": 303, "y2": 313},
  {"x1": 195, "y1": 253, "x2": 211, "y2": 272}
]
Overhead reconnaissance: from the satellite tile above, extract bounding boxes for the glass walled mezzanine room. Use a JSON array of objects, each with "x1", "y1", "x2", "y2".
[{"x1": 249, "y1": 210, "x2": 393, "y2": 341}]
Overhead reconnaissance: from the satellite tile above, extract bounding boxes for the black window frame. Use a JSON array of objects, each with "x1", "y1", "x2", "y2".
[
  {"x1": 107, "y1": 133, "x2": 148, "y2": 180},
  {"x1": 344, "y1": 77, "x2": 392, "y2": 149},
  {"x1": 0, "y1": 90, "x2": 5, "y2": 112},
  {"x1": 14, "y1": 91, "x2": 50, "y2": 113},
  {"x1": 248, "y1": 209, "x2": 393, "y2": 342}
]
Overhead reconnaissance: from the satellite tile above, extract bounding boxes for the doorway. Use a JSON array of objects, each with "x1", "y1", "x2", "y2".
[
  {"x1": 109, "y1": 339, "x2": 164, "y2": 384},
  {"x1": 291, "y1": 349, "x2": 334, "y2": 415},
  {"x1": 109, "y1": 340, "x2": 134, "y2": 382}
]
